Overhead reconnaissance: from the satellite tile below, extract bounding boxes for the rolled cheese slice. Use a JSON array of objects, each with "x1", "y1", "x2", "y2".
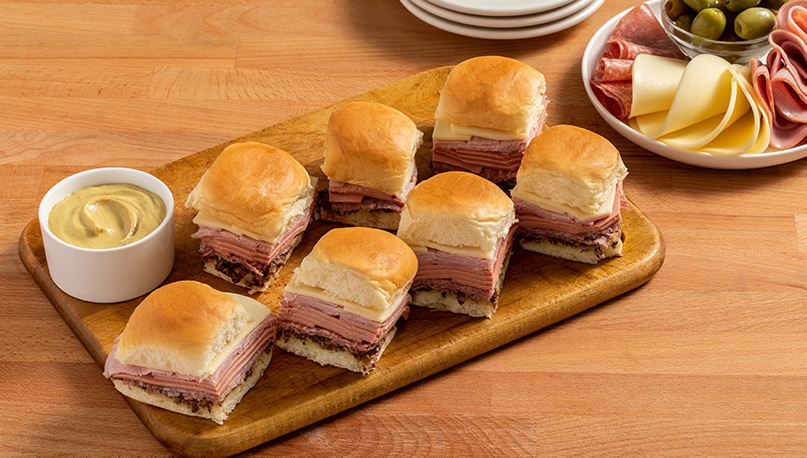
[
  {"x1": 629, "y1": 54, "x2": 687, "y2": 119},
  {"x1": 630, "y1": 53, "x2": 770, "y2": 156}
]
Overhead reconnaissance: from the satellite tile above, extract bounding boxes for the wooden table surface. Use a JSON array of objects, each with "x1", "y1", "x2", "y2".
[{"x1": 3, "y1": 0, "x2": 807, "y2": 455}]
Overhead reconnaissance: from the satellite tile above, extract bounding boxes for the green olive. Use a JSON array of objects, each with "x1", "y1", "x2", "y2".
[
  {"x1": 676, "y1": 14, "x2": 695, "y2": 31},
  {"x1": 666, "y1": 0, "x2": 692, "y2": 19},
  {"x1": 684, "y1": 0, "x2": 720, "y2": 11},
  {"x1": 724, "y1": 0, "x2": 761, "y2": 12},
  {"x1": 691, "y1": 8, "x2": 727, "y2": 39},
  {"x1": 734, "y1": 7, "x2": 776, "y2": 39}
]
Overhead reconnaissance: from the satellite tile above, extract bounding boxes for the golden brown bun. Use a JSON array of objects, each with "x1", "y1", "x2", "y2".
[
  {"x1": 322, "y1": 101, "x2": 422, "y2": 196},
  {"x1": 436, "y1": 56, "x2": 546, "y2": 135},
  {"x1": 115, "y1": 280, "x2": 248, "y2": 377},
  {"x1": 287, "y1": 227, "x2": 418, "y2": 311},
  {"x1": 185, "y1": 141, "x2": 313, "y2": 241},
  {"x1": 397, "y1": 171, "x2": 516, "y2": 259},
  {"x1": 511, "y1": 125, "x2": 628, "y2": 219}
]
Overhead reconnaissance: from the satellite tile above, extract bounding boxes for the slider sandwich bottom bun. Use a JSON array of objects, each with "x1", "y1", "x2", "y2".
[
  {"x1": 315, "y1": 101, "x2": 423, "y2": 231},
  {"x1": 314, "y1": 193, "x2": 403, "y2": 231},
  {"x1": 276, "y1": 227, "x2": 418, "y2": 375},
  {"x1": 397, "y1": 171, "x2": 517, "y2": 318},
  {"x1": 103, "y1": 281, "x2": 277, "y2": 424},
  {"x1": 511, "y1": 125, "x2": 629, "y2": 264},
  {"x1": 186, "y1": 141, "x2": 316, "y2": 293}
]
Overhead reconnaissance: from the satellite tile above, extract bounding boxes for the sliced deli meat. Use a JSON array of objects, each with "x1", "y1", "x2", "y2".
[
  {"x1": 752, "y1": 0, "x2": 807, "y2": 149},
  {"x1": 605, "y1": 3, "x2": 685, "y2": 60},
  {"x1": 590, "y1": 3, "x2": 686, "y2": 120}
]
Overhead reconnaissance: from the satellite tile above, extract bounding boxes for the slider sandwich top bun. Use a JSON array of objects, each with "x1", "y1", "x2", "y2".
[
  {"x1": 316, "y1": 101, "x2": 423, "y2": 230},
  {"x1": 432, "y1": 55, "x2": 548, "y2": 188},
  {"x1": 103, "y1": 280, "x2": 277, "y2": 424},
  {"x1": 396, "y1": 171, "x2": 517, "y2": 318},
  {"x1": 186, "y1": 141, "x2": 316, "y2": 293},
  {"x1": 276, "y1": 226, "x2": 417, "y2": 374},
  {"x1": 511, "y1": 124, "x2": 629, "y2": 264}
]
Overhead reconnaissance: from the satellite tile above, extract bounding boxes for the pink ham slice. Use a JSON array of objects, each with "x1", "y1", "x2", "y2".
[
  {"x1": 751, "y1": 1, "x2": 807, "y2": 149},
  {"x1": 277, "y1": 291, "x2": 410, "y2": 353},
  {"x1": 589, "y1": 3, "x2": 686, "y2": 120},
  {"x1": 325, "y1": 168, "x2": 417, "y2": 211},
  {"x1": 513, "y1": 183, "x2": 628, "y2": 247},
  {"x1": 412, "y1": 227, "x2": 515, "y2": 302},
  {"x1": 191, "y1": 204, "x2": 313, "y2": 276},
  {"x1": 431, "y1": 103, "x2": 547, "y2": 185},
  {"x1": 103, "y1": 314, "x2": 277, "y2": 403}
]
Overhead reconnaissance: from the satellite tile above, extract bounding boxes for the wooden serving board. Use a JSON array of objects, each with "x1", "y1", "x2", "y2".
[{"x1": 18, "y1": 66, "x2": 666, "y2": 457}]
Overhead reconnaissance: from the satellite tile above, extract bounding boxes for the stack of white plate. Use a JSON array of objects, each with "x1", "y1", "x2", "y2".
[{"x1": 400, "y1": 0, "x2": 605, "y2": 40}]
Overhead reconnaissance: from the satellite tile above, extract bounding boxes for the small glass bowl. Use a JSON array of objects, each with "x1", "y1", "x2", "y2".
[{"x1": 660, "y1": 0, "x2": 773, "y2": 65}]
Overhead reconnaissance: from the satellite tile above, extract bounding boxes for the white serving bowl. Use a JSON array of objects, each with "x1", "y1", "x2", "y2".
[{"x1": 38, "y1": 167, "x2": 175, "y2": 303}]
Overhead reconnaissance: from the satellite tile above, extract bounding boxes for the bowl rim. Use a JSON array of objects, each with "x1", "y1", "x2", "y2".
[{"x1": 38, "y1": 167, "x2": 175, "y2": 253}]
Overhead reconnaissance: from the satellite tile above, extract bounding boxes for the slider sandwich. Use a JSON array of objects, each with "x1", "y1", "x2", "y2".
[
  {"x1": 103, "y1": 280, "x2": 277, "y2": 424},
  {"x1": 510, "y1": 124, "x2": 629, "y2": 264},
  {"x1": 276, "y1": 226, "x2": 417, "y2": 375},
  {"x1": 186, "y1": 141, "x2": 316, "y2": 293},
  {"x1": 432, "y1": 55, "x2": 548, "y2": 188},
  {"x1": 396, "y1": 171, "x2": 517, "y2": 318},
  {"x1": 316, "y1": 101, "x2": 423, "y2": 230}
]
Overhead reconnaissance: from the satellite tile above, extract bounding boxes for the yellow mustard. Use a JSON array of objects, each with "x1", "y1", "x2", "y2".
[{"x1": 48, "y1": 183, "x2": 167, "y2": 249}]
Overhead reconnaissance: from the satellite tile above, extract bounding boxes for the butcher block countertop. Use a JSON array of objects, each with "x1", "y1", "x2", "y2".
[{"x1": 3, "y1": 0, "x2": 807, "y2": 455}]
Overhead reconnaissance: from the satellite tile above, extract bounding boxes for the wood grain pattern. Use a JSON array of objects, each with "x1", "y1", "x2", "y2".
[
  {"x1": 18, "y1": 67, "x2": 664, "y2": 457},
  {"x1": 6, "y1": 0, "x2": 807, "y2": 455}
]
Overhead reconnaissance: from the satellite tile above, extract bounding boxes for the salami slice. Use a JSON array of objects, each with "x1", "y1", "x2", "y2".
[
  {"x1": 591, "y1": 81, "x2": 633, "y2": 120},
  {"x1": 606, "y1": 3, "x2": 686, "y2": 60},
  {"x1": 589, "y1": 3, "x2": 686, "y2": 120},
  {"x1": 594, "y1": 58, "x2": 634, "y2": 82}
]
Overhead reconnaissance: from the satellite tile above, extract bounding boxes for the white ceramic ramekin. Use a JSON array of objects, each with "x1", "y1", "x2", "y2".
[{"x1": 38, "y1": 168, "x2": 175, "y2": 303}]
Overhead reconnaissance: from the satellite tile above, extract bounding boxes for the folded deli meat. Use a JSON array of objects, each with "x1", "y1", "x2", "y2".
[
  {"x1": 752, "y1": 0, "x2": 807, "y2": 149},
  {"x1": 278, "y1": 291, "x2": 410, "y2": 355},
  {"x1": 589, "y1": 3, "x2": 686, "y2": 120}
]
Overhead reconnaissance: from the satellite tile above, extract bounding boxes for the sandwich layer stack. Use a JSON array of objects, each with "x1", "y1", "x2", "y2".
[{"x1": 399, "y1": 0, "x2": 605, "y2": 40}]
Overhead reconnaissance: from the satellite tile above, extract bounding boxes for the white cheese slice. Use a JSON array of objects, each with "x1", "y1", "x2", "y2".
[
  {"x1": 192, "y1": 211, "x2": 270, "y2": 243},
  {"x1": 518, "y1": 183, "x2": 617, "y2": 221},
  {"x1": 403, "y1": 240, "x2": 491, "y2": 259},
  {"x1": 698, "y1": 64, "x2": 770, "y2": 156},
  {"x1": 642, "y1": 53, "x2": 736, "y2": 139},
  {"x1": 630, "y1": 58, "x2": 770, "y2": 157},
  {"x1": 656, "y1": 79, "x2": 749, "y2": 150},
  {"x1": 629, "y1": 54, "x2": 687, "y2": 118},
  {"x1": 432, "y1": 118, "x2": 528, "y2": 141},
  {"x1": 202, "y1": 293, "x2": 271, "y2": 376},
  {"x1": 283, "y1": 283, "x2": 401, "y2": 322}
]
